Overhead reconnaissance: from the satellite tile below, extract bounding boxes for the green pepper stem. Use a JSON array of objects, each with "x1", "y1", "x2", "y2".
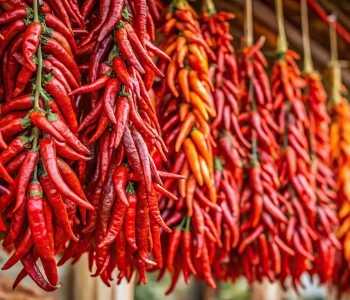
[
  {"x1": 33, "y1": 0, "x2": 43, "y2": 110},
  {"x1": 33, "y1": 0, "x2": 39, "y2": 22},
  {"x1": 32, "y1": 126, "x2": 39, "y2": 151}
]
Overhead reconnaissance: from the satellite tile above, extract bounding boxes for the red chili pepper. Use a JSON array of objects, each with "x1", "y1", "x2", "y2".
[
  {"x1": 47, "y1": 56, "x2": 79, "y2": 90},
  {"x1": 44, "y1": 77, "x2": 78, "y2": 132},
  {"x1": 131, "y1": 129, "x2": 153, "y2": 192},
  {"x1": 86, "y1": 111, "x2": 110, "y2": 145},
  {"x1": 43, "y1": 59, "x2": 72, "y2": 92},
  {"x1": 22, "y1": 22, "x2": 42, "y2": 71},
  {"x1": 44, "y1": 13, "x2": 76, "y2": 51},
  {"x1": 69, "y1": 75, "x2": 110, "y2": 96},
  {"x1": 145, "y1": 39, "x2": 171, "y2": 61},
  {"x1": 97, "y1": 0, "x2": 124, "y2": 43},
  {"x1": 125, "y1": 23, "x2": 164, "y2": 77},
  {"x1": 112, "y1": 165, "x2": 129, "y2": 207},
  {"x1": 2, "y1": 195, "x2": 26, "y2": 247},
  {"x1": 13, "y1": 150, "x2": 38, "y2": 212},
  {"x1": 42, "y1": 38, "x2": 80, "y2": 82},
  {"x1": 125, "y1": 187, "x2": 137, "y2": 250},
  {"x1": 40, "y1": 138, "x2": 93, "y2": 210},
  {"x1": 182, "y1": 217, "x2": 197, "y2": 275},
  {"x1": 40, "y1": 174, "x2": 77, "y2": 241},
  {"x1": 0, "y1": 136, "x2": 28, "y2": 164},
  {"x1": 0, "y1": 20, "x2": 26, "y2": 59},
  {"x1": 116, "y1": 26, "x2": 145, "y2": 75},
  {"x1": 167, "y1": 223, "x2": 183, "y2": 273},
  {"x1": 110, "y1": 58, "x2": 133, "y2": 92},
  {"x1": 103, "y1": 78, "x2": 120, "y2": 124},
  {"x1": 1, "y1": 94, "x2": 33, "y2": 115},
  {"x1": 26, "y1": 181, "x2": 53, "y2": 261},
  {"x1": 78, "y1": 99, "x2": 103, "y2": 133},
  {"x1": 2, "y1": 227, "x2": 33, "y2": 270},
  {"x1": 238, "y1": 225, "x2": 264, "y2": 253},
  {"x1": 30, "y1": 111, "x2": 65, "y2": 143},
  {"x1": 0, "y1": 7, "x2": 27, "y2": 24},
  {"x1": 51, "y1": 118, "x2": 90, "y2": 155}
]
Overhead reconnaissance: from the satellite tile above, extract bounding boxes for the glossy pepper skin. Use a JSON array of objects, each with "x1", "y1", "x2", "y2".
[{"x1": 22, "y1": 22, "x2": 42, "y2": 71}]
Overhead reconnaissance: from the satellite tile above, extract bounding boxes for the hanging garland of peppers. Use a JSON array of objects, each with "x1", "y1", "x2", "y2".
[
  {"x1": 200, "y1": 0, "x2": 243, "y2": 282},
  {"x1": 301, "y1": 0, "x2": 339, "y2": 284},
  {"x1": 271, "y1": 0, "x2": 317, "y2": 288},
  {"x1": 55, "y1": 0, "x2": 176, "y2": 286},
  {"x1": 0, "y1": 0, "x2": 90, "y2": 290},
  {"x1": 235, "y1": 0, "x2": 289, "y2": 284},
  {"x1": 156, "y1": 0, "x2": 219, "y2": 291}
]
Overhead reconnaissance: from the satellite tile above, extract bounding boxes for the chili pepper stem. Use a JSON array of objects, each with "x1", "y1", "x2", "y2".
[
  {"x1": 202, "y1": 0, "x2": 216, "y2": 15},
  {"x1": 249, "y1": 74, "x2": 258, "y2": 164},
  {"x1": 301, "y1": 0, "x2": 313, "y2": 73},
  {"x1": 33, "y1": 0, "x2": 39, "y2": 22},
  {"x1": 32, "y1": 126, "x2": 39, "y2": 150},
  {"x1": 329, "y1": 15, "x2": 341, "y2": 105},
  {"x1": 32, "y1": 0, "x2": 43, "y2": 110},
  {"x1": 275, "y1": 0, "x2": 288, "y2": 54},
  {"x1": 245, "y1": 0, "x2": 253, "y2": 46}
]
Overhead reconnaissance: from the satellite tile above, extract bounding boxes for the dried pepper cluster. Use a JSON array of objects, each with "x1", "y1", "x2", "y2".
[
  {"x1": 0, "y1": 0, "x2": 348, "y2": 296},
  {"x1": 0, "y1": 0, "x2": 177, "y2": 291},
  {"x1": 201, "y1": 8, "x2": 243, "y2": 282},
  {"x1": 156, "y1": 1, "x2": 218, "y2": 291}
]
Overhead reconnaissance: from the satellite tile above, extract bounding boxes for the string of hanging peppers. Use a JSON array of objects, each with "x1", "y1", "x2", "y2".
[{"x1": 0, "y1": 0, "x2": 348, "y2": 296}]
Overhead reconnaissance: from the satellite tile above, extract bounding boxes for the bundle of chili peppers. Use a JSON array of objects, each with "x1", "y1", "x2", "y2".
[
  {"x1": 54, "y1": 0, "x2": 178, "y2": 287},
  {"x1": 270, "y1": 2, "x2": 339, "y2": 286},
  {"x1": 155, "y1": 0, "x2": 219, "y2": 292},
  {"x1": 0, "y1": 0, "x2": 178, "y2": 290},
  {"x1": 301, "y1": 0, "x2": 340, "y2": 284},
  {"x1": 200, "y1": 6, "x2": 243, "y2": 282},
  {"x1": 328, "y1": 57, "x2": 350, "y2": 293},
  {"x1": 0, "y1": 0, "x2": 93, "y2": 291},
  {"x1": 235, "y1": 35, "x2": 290, "y2": 284},
  {"x1": 331, "y1": 94, "x2": 350, "y2": 294},
  {"x1": 303, "y1": 71, "x2": 340, "y2": 284}
]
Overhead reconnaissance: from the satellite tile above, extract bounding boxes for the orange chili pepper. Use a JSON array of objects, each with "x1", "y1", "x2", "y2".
[
  {"x1": 166, "y1": 59, "x2": 179, "y2": 97},
  {"x1": 189, "y1": 70, "x2": 210, "y2": 105},
  {"x1": 190, "y1": 91, "x2": 209, "y2": 121},
  {"x1": 185, "y1": 174, "x2": 196, "y2": 217},
  {"x1": 179, "y1": 103, "x2": 190, "y2": 122},
  {"x1": 178, "y1": 161, "x2": 189, "y2": 198},
  {"x1": 199, "y1": 155, "x2": 212, "y2": 190},
  {"x1": 193, "y1": 108, "x2": 210, "y2": 138},
  {"x1": 177, "y1": 45, "x2": 188, "y2": 68},
  {"x1": 191, "y1": 129, "x2": 211, "y2": 167},
  {"x1": 175, "y1": 112, "x2": 195, "y2": 152},
  {"x1": 178, "y1": 68, "x2": 190, "y2": 102},
  {"x1": 163, "y1": 18, "x2": 176, "y2": 34},
  {"x1": 183, "y1": 138, "x2": 203, "y2": 186}
]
